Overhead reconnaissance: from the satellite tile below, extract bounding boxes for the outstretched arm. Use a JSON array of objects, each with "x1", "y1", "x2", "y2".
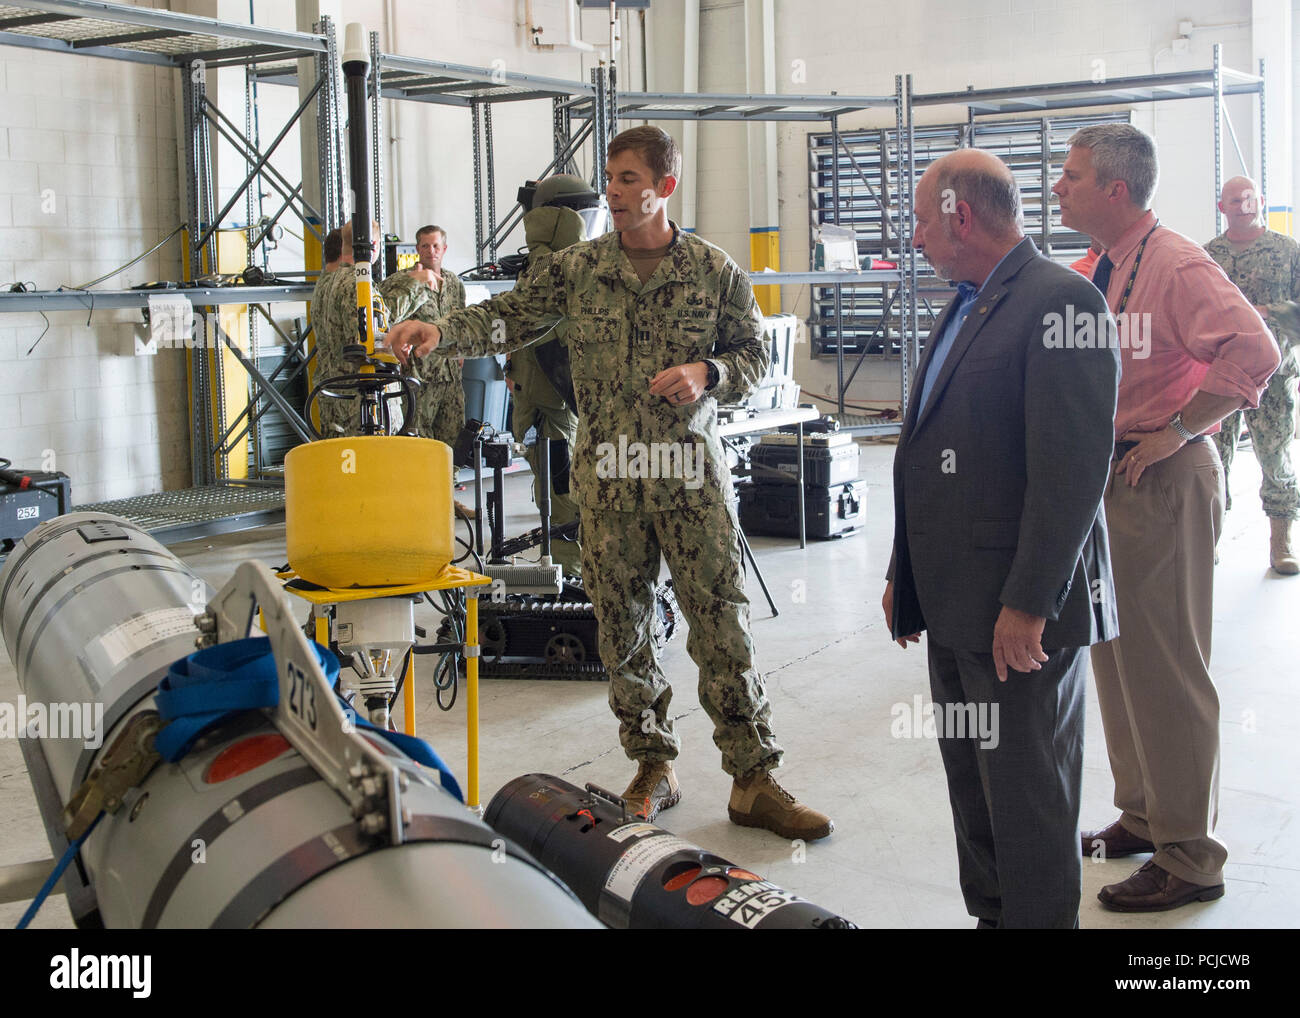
[{"x1": 386, "y1": 257, "x2": 567, "y2": 363}]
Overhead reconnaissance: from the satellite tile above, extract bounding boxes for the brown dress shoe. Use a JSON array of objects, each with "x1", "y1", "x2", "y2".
[
  {"x1": 1081, "y1": 819, "x2": 1155, "y2": 859},
  {"x1": 1098, "y1": 859, "x2": 1225, "y2": 912}
]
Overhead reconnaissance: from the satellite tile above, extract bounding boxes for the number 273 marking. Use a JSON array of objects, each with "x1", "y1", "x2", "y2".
[{"x1": 286, "y1": 662, "x2": 318, "y2": 730}]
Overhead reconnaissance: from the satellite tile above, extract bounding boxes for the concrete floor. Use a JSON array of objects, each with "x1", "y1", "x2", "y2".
[{"x1": 1, "y1": 439, "x2": 1297, "y2": 929}]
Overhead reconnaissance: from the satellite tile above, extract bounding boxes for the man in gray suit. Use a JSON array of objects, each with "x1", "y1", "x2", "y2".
[{"x1": 882, "y1": 149, "x2": 1120, "y2": 928}]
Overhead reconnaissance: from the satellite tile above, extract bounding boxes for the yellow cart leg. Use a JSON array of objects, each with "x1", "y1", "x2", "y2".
[
  {"x1": 467, "y1": 594, "x2": 479, "y2": 812},
  {"x1": 314, "y1": 611, "x2": 329, "y2": 648},
  {"x1": 403, "y1": 650, "x2": 416, "y2": 737}
]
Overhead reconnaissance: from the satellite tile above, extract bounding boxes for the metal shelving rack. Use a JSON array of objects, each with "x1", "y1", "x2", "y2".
[
  {"x1": 907, "y1": 46, "x2": 1268, "y2": 389},
  {"x1": 809, "y1": 110, "x2": 1131, "y2": 378},
  {"x1": 368, "y1": 53, "x2": 601, "y2": 268},
  {"x1": 0, "y1": 0, "x2": 344, "y2": 538},
  {"x1": 913, "y1": 49, "x2": 1267, "y2": 240},
  {"x1": 263, "y1": 36, "x2": 915, "y2": 433}
]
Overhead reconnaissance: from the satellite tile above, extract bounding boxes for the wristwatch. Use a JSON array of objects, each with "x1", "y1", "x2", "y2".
[
  {"x1": 1169, "y1": 412, "x2": 1197, "y2": 442},
  {"x1": 704, "y1": 360, "x2": 720, "y2": 391}
]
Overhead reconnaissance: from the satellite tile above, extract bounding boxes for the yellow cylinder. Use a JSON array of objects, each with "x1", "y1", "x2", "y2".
[{"x1": 285, "y1": 436, "x2": 455, "y2": 588}]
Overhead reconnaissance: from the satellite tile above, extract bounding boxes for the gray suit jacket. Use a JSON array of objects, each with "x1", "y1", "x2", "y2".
[{"x1": 888, "y1": 237, "x2": 1120, "y2": 651}]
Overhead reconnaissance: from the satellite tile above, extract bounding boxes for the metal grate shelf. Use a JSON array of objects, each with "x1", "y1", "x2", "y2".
[{"x1": 75, "y1": 485, "x2": 285, "y2": 545}]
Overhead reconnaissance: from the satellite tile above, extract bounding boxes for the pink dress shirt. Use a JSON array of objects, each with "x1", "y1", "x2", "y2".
[{"x1": 1101, "y1": 210, "x2": 1279, "y2": 439}]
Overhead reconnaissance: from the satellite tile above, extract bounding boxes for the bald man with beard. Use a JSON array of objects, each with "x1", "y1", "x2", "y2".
[{"x1": 883, "y1": 148, "x2": 1120, "y2": 928}]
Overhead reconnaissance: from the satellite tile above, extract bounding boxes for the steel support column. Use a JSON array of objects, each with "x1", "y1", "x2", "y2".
[
  {"x1": 831, "y1": 112, "x2": 844, "y2": 418},
  {"x1": 472, "y1": 100, "x2": 484, "y2": 264},
  {"x1": 484, "y1": 101, "x2": 497, "y2": 263},
  {"x1": 1213, "y1": 44, "x2": 1224, "y2": 236}
]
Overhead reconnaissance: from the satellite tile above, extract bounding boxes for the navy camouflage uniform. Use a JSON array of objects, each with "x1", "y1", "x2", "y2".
[
  {"x1": 1205, "y1": 230, "x2": 1300, "y2": 520},
  {"x1": 309, "y1": 266, "x2": 392, "y2": 439},
  {"x1": 379, "y1": 270, "x2": 467, "y2": 448},
  {"x1": 428, "y1": 225, "x2": 781, "y2": 777}
]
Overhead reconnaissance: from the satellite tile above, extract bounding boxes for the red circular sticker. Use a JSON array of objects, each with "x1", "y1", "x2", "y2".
[
  {"x1": 663, "y1": 866, "x2": 702, "y2": 892},
  {"x1": 204, "y1": 733, "x2": 292, "y2": 783},
  {"x1": 685, "y1": 876, "x2": 730, "y2": 906}
]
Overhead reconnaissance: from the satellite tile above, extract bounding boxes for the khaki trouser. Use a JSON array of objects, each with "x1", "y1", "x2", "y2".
[{"x1": 1090, "y1": 438, "x2": 1227, "y2": 885}]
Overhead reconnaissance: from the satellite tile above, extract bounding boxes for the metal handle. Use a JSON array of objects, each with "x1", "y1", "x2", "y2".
[{"x1": 584, "y1": 782, "x2": 629, "y2": 823}]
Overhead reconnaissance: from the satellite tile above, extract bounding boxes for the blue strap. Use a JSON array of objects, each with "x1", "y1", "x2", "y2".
[
  {"x1": 348, "y1": 715, "x2": 463, "y2": 802},
  {"x1": 16, "y1": 812, "x2": 103, "y2": 930},
  {"x1": 156, "y1": 637, "x2": 314, "y2": 762},
  {"x1": 155, "y1": 637, "x2": 463, "y2": 802}
]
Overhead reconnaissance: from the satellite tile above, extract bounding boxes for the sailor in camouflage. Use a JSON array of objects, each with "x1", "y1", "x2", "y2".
[
  {"x1": 308, "y1": 221, "x2": 396, "y2": 439},
  {"x1": 311, "y1": 271, "x2": 392, "y2": 439},
  {"x1": 380, "y1": 225, "x2": 467, "y2": 447},
  {"x1": 378, "y1": 268, "x2": 465, "y2": 446},
  {"x1": 1205, "y1": 176, "x2": 1300, "y2": 573},
  {"x1": 386, "y1": 126, "x2": 834, "y2": 841}
]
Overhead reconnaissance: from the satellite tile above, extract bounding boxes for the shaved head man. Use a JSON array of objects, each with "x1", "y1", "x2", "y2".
[
  {"x1": 1206, "y1": 175, "x2": 1300, "y2": 573},
  {"x1": 1219, "y1": 175, "x2": 1264, "y2": 228},
  {"x1": 886, "y1": 147, "x2": 1120, "y2": 927}
]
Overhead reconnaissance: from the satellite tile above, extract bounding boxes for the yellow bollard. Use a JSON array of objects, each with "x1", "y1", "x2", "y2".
[{"x1": 467, "y1": 594, "x2": 479, "y2": 811}]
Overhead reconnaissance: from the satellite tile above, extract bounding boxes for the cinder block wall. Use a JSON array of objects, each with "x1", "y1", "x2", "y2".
[{"x1": 0, "y1": 19, "x2": 186, "y2": 504}]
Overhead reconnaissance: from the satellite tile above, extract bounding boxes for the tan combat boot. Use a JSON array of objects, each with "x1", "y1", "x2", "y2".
[
  {"x1": 622, "y1": 760, "x2": 681, "y2": 822},
  {"x1": 728, "y1": 768, "x2": 834, "y2": 840},
  {"x1": 1270, "y1": 518, "x2": 1300, "y2": 575}
]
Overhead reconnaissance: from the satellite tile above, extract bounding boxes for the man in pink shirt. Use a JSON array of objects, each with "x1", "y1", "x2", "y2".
[{"x1": 1051, "y1": 124, "x2": 1279, "y2": 912}]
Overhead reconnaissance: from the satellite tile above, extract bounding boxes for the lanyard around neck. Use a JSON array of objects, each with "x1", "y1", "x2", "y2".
[{"x1": 1115, "y1": 222, "x2": 1160, "y2": 315}]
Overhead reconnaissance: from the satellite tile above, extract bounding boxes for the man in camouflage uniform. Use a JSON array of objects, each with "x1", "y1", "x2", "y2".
[
  {"x1": 310, "y1": 220, "x2": 392, "y2": 439},
  {"x1": 307, "y1": 228, "x2": 344, "y2": 436},
  {"x1": 1206, "y1": 176, "x2": 1300, "y2": 574},
  {"x1": 381, "y1": 225, "x2": 467, "y2": 450},
  {"x1": 387, "y1": 126, "x2": 833, "y2": 841},
  {"x1": 504, "y1": 176, "x2": 594, "y2": 577}
]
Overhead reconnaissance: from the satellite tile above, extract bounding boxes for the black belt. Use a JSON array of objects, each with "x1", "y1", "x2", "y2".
[{"x1": 1115, "y1": 434, "x2": 1205, "y2": 458}]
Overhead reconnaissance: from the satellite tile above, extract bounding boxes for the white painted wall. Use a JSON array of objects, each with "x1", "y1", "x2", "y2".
[{"x1": 0, "y1": 0, "x2": 186, "y2": 505}]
